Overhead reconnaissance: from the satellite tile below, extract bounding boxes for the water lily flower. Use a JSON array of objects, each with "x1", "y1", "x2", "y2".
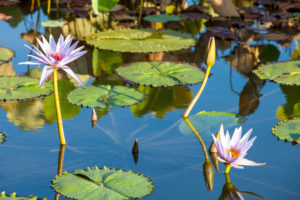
[
  {"x1": 19, "y1": 34, "x2": 87, "y2": 87},
  {"x1": 205, "y1": 36, "x2": 216, "y2": 67},
  {"x1": 212, "y1": 124, "x2": 265, "y2": 173}
]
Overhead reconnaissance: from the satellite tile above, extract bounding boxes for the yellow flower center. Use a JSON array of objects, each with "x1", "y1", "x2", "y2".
[{"x1": 226, "y1": 148, "x2": 240, "y2": 158}]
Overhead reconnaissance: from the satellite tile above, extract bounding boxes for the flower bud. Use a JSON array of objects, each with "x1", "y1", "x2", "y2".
[
  {"x1": 205, "y1": 37, "x2": 216, "y2": 67},
  {"x1": 91, "y1": 108, "x2": 97, "y2": 128},
  {"x1": 203, "y1": 161, "x2": 214, "y2": 191}
]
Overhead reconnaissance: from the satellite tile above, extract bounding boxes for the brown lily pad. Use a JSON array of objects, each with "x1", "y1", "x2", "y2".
[{"x1": 257, "y1": 32, "x2": 291, "y2": 42}]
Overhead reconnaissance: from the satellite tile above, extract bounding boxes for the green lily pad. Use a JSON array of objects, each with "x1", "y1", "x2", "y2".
[
  {"x1": 272, "y1": 119, "x2": 300, "y2": 144},
  {"x1": 44, "y1": 80, "x2": 81, "y2": 122},
  {"x1": 51, "y1": 167, "x2": 154, "y2": 200},
  {"x1": 0, "y1": 132, "x2": 6, "y2": 144},
  {"x1": 253, "y1": 60, "x2": 300, "y2": 85},
  {"x1": 144, "y1": 14, "x2": 181, "y2": 23},
  {"x1": 116, "y1": 62, "x2": 205, "y2": 87},
  {"x1": 0, "y1": 76, "x2": 52, "y2": 101},
  {"x1": 179, "y1": 111, "x2": 245, "y2": 136},
  {"x1": 92, "y1": 0, "x2": 119, "y2": 15},
  {"x1": 67, "y1": 85, "x2": 144, "y2": 108},
  {"x1": 86, "y1": 29, "x2": 195, "y2": 53},
  {"x1": 41, "y1": 20, "x2": 66, "y2": 27},
  {"x1": 258, "y1": 44, "x2": 280, "y2": 62},
  {"x1": 0, "y1": 47, "x2": 15, "y2": 65},
  {"x1": 0, "y1": 191, "x2": 46, "y2": 200}
]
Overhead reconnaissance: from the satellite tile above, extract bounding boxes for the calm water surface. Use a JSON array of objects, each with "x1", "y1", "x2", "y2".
[{"x1": 0, "y1": 4, "x2": 299, "y2": 200}]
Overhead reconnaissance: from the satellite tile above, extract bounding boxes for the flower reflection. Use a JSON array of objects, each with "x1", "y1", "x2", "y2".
[{"x1": 219, "y1": 173, "x2": 265, "y2": 200}]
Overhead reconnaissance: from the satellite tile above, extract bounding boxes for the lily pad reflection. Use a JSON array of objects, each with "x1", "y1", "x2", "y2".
[{"x1": 179, "y1": 111, "x2": 244, "y2": 137}]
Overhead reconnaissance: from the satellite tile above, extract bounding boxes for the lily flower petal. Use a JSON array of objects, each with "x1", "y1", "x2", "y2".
[
  {"x1": 19, "y1": 34, "x2": 87, "y2": 87},
  {"x1": 39, "y1": 65, "x2": 56, "y2": 87},
  {"x1": 60, "y1": 66, "x2": 83, "y2": 85},
  {"x1": 211, "y1": 124, "x2": 265, "y2": 170}
]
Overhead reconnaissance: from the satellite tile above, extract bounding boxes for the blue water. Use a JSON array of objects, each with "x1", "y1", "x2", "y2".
[{"x1": 0, "y1": 5, "x2": 300, "y2": 200}]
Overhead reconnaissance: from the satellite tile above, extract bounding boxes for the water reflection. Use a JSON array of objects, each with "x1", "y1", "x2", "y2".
[
  {"x1": 183, "y1": 117, "x2": 214, "y2": 192},
  {"x1": 219, "y1": 173, "x2": 265, "y2": 200},
  {"x1": 55, "y1": 144, "x2": 66, "y2": 200},
  {"x1": 276, "y1": 85, "x2": 300, "y2": 121},
  {"x1": 225, "y1": 44, "x2": 266, "y2": 117}
]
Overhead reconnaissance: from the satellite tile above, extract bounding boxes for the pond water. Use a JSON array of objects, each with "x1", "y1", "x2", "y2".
[{"x1": 0, "y1": 1, "x2": 300, "y2": 200}]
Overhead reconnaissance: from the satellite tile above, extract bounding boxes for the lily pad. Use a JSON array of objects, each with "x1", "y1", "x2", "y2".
[
  {"x1": 144, "y1": 14, "x2": 182, "y2": 23},
  {"x1": 253, "y1": 60, "x2": 300, "y2": 85},
  {"x1": 272, "y1": 119, "x2": 300, "y2": 144},
  {"x1": 41, "y1": 20, "x2": 66, "y2": 27},
  {"x1": 0, "y1": 76, "x2": 52, "y2": 101},
  {"x1": 51, "y1": 167, "x2": 154, "y2": 200},
  {"x1": 0, "y1": 191, "x2": 45, "y2": 200},
  {"x1": 0, "y1": 132, "x2": 6, "y2": 144},
  {"x1": 179, "y1": 111, "x2": 244, "y2": 136},
  {"x1": 86, "y1": 29, "x2": 195, "y2": 53},
  {"x1": 67, "y1": 85, "x2": 144, "y2": 108},
  {"x1": 116, "y1": 62, "x2": 205, "y2": 87},
  {"x1": 0, "y1": 47, "x2": 15, "y2": 65}
]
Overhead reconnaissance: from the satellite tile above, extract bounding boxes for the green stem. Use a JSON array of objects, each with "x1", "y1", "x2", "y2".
[
  {"x1": 47, "y1": 0, "x2": 51, "y2": 14},
  {"x1": 225, "y1": 172, "x2": 231, "y2": 183},
  {"x1": 53, "y1": 69, "x2": 66, "y2": 145},
  {"x1": 138, "y1": 0, "x2": 144, "y2": 25},
  {"x1": 183, "y1": 117, "x2": 209, "y2": 162},
  {"x1": 224, "y1": 164, "x2": 231, "y2": 174},
  {"x1": 183, "y1": 65, "x2": 212, "y2": 118}
]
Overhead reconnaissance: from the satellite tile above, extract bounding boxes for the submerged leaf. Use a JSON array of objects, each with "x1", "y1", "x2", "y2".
[
  {"x1": 0, "y1": 132, "x2": 6, "y2": 144},
  {"x1": 0, "y1": 76, "x2": 52, "y2": 101},
  {"x1": 41, "y1": 20, "x2": 66, "y2": 27},
  {"x1": 144, "y1": 14, "x2": 181, "y2": 23},
  {"x1": 44, "y1": 80, "x2": 81, "y2": 122},
  {"x1": 67, "y1": 85, "x2": 144, "y2": 108},
  {"x1": 179, "y1": 111, "x2": 244, "y2": 136},
  {"x1": 254, "y1": 60, "x2": 300, "y2": 85},
  {"x1": 51, "y1": 167, "x2": 154, "y2": 200},
  {"x1": 86, "y1": 29, "x2": 195, "y2": 53},
  {"x1": 116, "y1": 61, "x2": 205, "y2": 87},
  {"x1": 0, "y1": 46, "x2": 15, "y2": 65},
  {"x1": 272, "y1": 119, "x2": 300, "y2": 144}
]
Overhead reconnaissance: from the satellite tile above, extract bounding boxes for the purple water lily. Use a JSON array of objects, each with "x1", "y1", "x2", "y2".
[
  {"x1": 19, "y1": 34, "x2": 87, "y2": 87},
  {"x1": 212, "y1": 124, "x2": 265, "y2": 169}
]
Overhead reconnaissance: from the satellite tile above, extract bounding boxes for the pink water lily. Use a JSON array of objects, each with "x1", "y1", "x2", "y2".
[
  {"x1": 212, "y1": 124, "x2": 265, "y2": 170},
  {"x1": 19, "y1": 34, "x2": 87, "y2": 87}
]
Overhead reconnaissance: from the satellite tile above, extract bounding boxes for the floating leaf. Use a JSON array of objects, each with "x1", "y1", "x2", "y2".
[
  {"x1": 0, "y1": 76, "x2": 52, "y2": 101},
  {"x1": 51, "y1": 167, "x2": 154, "y2": 200},
  {"x1": 0, "y1": 191, "x2": 45, "y2": 200},
  {"x1": 44, "y1": 80, "x2": 81, "y2": 122},
  {"x1": 98, "y1": 0, "x2": 119, "y2": 11},
  {"x1": 0, "y1": 132, "x2": 6, "y2": 144},
  {"x1": 254, "y1": 60, "x2": 300, "y2": 85},
  {"x1": 0, "y1": 46, "x2": 15, "y2": 65},
  {"x1": 258, "y1": 44, "x2": 280, "y2": 62},
  {"x1": 272, "y1": 119, "x2": 300, "y2": 144},
  {"x1": 86, "y1": 29, "x2": 195, "y2": 53},
  {"x1": 144, "y1": 14, "x2": 181, "y2": 23},
  {"x1": 41, "y1": 20, "x2": 66, "y2": 27},
  {"x1": 179, "y1": 111, "x2": 244, "y2": 136},
  {"x1": 116, "y1": 62, "x2": 205, "y2": 87},
  {"x1": 67, "y1": 85, "x2": 144, "y2": 108}
]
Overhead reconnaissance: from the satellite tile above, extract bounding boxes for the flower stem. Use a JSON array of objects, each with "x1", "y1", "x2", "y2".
[
  {"x1": 225, "y1": 173, "x2": 231, "y2": 183},
  {"x1": 53, "y1": 69, "x2": 66, "y2": 145},
  {"x1": 183, "y1": 65, "x2": 212, "y2": 118},
  {"x1": 47, "y1": 0, "x2": 51, "y2": 14},
  {"x1": 138, "y1": 0, "x2": 144, "y2": 25},
  {"x1": 224, "y1": 164, "x2": 231, "y2": 174}
]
